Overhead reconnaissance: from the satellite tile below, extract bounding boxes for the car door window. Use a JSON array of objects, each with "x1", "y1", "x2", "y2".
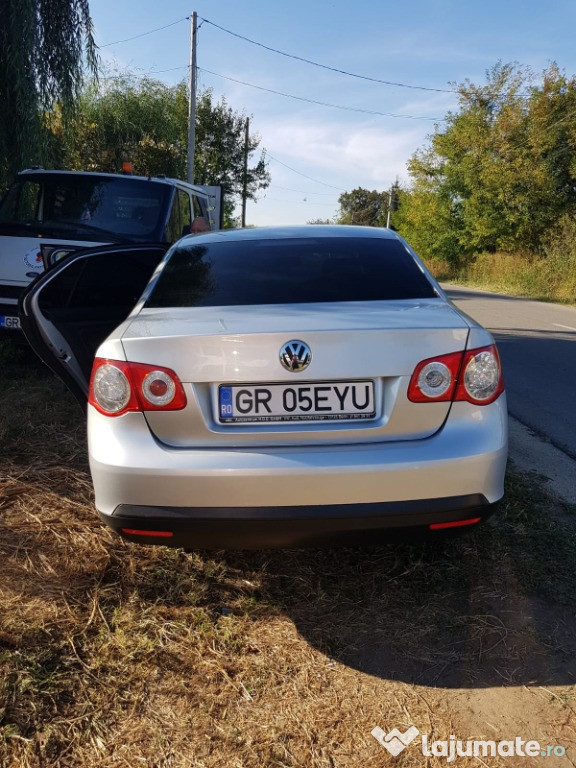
[
  {"x1": 0, "y1": 181, "x2": 40, "y2": 222},
  {"x1": 191, "y1": 194, "x2": 211, "y2": 233},
  {"x1": 22, "y1": 245, "x2": 168, "y2": 404},
  {"x1": 192, "y1": 195, "x2": 204, "y2": 218},
  {"x1": 164, "y1": 193, "x2": 181, "y2": 243},
  {"x1": 179, "y1": 190, "x2": 192, "y2": 236}
]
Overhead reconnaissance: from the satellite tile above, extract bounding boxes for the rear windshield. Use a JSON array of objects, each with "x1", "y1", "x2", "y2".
[
  {"x1": 145, "y1": 237, "x2": 437, "y2": 308},
  {"x1": 0, "y1": 174, "x2": 169, "y2": 241}
]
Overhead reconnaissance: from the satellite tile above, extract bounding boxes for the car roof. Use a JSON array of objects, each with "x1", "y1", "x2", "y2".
[
  {"x1": 178, "y1": 225, "x2": 401, "y2": 245},
  {"x1": 17, "y1": 168, "x2": 209, "y2": 196}
]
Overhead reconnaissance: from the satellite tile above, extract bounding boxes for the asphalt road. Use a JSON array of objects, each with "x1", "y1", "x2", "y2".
[{"x1": 444, "y1": 285, "x2": 576, "y2": 460}]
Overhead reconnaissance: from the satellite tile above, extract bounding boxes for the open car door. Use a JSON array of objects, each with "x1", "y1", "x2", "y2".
[{"x1": 19, "y1": 243, "x2": 169, "y2": 409}]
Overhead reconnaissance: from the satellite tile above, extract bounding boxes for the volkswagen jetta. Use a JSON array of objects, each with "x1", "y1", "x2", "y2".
[{"x1": 20, "y1": 226, "x2": 507, "y2": 548}]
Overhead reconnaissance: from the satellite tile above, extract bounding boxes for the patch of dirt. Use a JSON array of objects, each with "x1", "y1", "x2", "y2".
[{"x1": 438, "y1": 558, "x2": 576, "y2": 766}]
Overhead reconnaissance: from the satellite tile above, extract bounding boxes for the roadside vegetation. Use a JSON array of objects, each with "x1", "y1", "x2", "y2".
[
  {"x1": 1, "y1": 341, "x2": 575, "y2": 767},
  {"x1": 425, "y1": 214, "x2": 576, "y2": 304},
  {"x1": 48, "y1": 75, "x2": 270, "y2": 226},
  {"x1": 0, "y1": 0, "x2": 96, "y2": 192},
  {"x1": 0, "y1": 5, "x2": 270, "y2": 226},
  {"x1": 321, "y1": 63, "x2": 576, "y2": 305},
  {"x1": 426, "y1": 238, "x2": 576, "y2": 305}
]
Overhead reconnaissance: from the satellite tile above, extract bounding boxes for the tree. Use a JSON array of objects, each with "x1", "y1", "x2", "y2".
[
  {"x1": 0, "y1": 0, "x2": 96, "y2": 190},
  {"x1": 337, "y1": 188, "x2": 388, "y2": 227},
  {"x1": 398, "y1": 63, "x2": 576, "y2": 264},
  {"x1": 60, "y1": 75, "x2": 190, "y2": 177},
  {"x1": 56, "y1": 77, "x2": 270, "y2": 226},
  {"x1": 194, "y1": 90, "x2": 270, "y2": 225},
  {"x1": 393, "y1": 183, "x2": 463, "y2": 266}
]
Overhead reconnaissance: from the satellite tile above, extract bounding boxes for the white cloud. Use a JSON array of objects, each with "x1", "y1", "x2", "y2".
[
  {"x1": 261, "y1": 117, "x2": 426, "y2": 188},
  {"x1": 246, "y1": 116, "x2": 432, "y2": 225}
]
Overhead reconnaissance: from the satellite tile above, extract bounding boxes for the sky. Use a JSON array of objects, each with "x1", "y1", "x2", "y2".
[{"x1": 90, "y1": 0, "x2": 576, "y2": 226}]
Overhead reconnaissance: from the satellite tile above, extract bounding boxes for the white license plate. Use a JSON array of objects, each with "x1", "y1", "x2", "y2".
[
  {"x1": 0, "y1": 314, "x2": 20, "y2": 330},
  {"x1": 218, "y1": 381, "x2": 375, "y2": 423}
]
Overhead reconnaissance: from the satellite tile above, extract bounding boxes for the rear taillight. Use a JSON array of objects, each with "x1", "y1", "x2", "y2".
[
  {"x1": 407, "y1": 351, "x2": 463, "y2": 403},
  {"x1": 92, "y1": 363, "x2": 135, "y2": 414},
  {"x1": 89, "y1": 358, "x2": 187, "y2": 416},
  {"x1": 456, "y1": 345, "x2": 504, "y2": 405},
  {"x1": 408, "y1": 345, "x2": 504, "y2": 406}
]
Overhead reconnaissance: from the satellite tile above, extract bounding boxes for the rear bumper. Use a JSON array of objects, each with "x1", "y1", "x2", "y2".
[
  {"x1": 106, "y1": 494, "x2": 499, "y2": 548},
  {"x1": 89, "y1": 397, "x2": 508, "y2": 548}
]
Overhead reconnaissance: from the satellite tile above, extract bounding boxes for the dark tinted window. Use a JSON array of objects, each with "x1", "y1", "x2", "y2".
[
  {"x1": 191, "y1": 194, "x2": 204, "y2": 218},
  {"x1": 0, "y1": 175, "x2": 170, "y2": 241},
  {"x1": 165, "y1": 193, "x2": 181, "y2": 243},
  {"x1": 39, "y1": 249, "x2": 166, "y2": 311},
  {"x1": 145, "y1": 237, "x2": 437, "y2": 308},
  {"x1": 179, "y1": 190, "x2": 192, "y2": 235},
  {"x1": 0, "y1": 180, "x2": 40, "y2": 220}
]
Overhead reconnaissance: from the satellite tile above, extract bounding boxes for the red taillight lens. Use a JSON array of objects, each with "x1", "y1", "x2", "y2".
[
  {"x1": 89, "y1": 358, "x2": 187, "y2": 416},
  {"x1": 407, "y1": 350, "x2": 463, "y2": 403},
  {"x1": 408, "y1": 344, "x2": 503, "y2": 406}
]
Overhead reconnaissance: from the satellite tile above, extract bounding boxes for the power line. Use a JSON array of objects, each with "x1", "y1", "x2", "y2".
[
  {"x1": 108, "y1": 63, "x2": 446, "y2": 121},
  {"x1": 200, "y1": 17, "x2": 456, "y2": 94},
  {"x1": 262, "y1": 197, "x2": 338, "y2": 207},
  {"x1": 271, "y1": 184, "x2": 340, "y2": 197},
  {"x1": 148, "y1": 66, "x2": 189, "y2": 74},
  {"x1": 99, "y1": 16, "x2": 189, "y2": 48},
  {"x1": 199, "y1": 67, "x2": 444, "y2": 121},
  {"x1": 266, "y1": 154, "x2": 346, "y2": 191},
  {"x1": 99, "y1": 66, "x2": 188, "y2": 82}
]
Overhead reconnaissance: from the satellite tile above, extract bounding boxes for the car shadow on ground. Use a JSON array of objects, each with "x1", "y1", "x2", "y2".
[
  {"x1": 3, "y1": 453, "x2": 576, "y2": 698},
  {"x1": 190, "y1": 491, "x2": 576, "y2": 690}
]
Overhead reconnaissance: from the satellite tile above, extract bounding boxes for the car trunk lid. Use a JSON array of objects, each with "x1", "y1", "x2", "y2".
[{"x1": 120, "y1": 299, "x2": 471, "y2": 448}]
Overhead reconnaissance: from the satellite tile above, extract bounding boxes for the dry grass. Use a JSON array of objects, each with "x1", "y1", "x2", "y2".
[{"x1": 1, "y1": 343, "x2": 576, "y2": 767}]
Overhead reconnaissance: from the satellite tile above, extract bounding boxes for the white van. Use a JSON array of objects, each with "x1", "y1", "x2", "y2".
[{"x1": 0, "y1": 169, "x2": 221, "y2": 334}]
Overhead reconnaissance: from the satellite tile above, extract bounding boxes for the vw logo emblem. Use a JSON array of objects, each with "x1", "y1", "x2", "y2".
[{"x1": 280, "y1": 340, "x2": 312, "y2": 372}]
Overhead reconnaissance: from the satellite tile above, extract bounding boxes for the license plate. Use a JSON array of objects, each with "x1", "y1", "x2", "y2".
[
  {"x1": 218, "y1": 381, "x2": 375, "y2": 423},
  {"x1": 0, "y1": 314, "x2": 20, "y2": 330}
]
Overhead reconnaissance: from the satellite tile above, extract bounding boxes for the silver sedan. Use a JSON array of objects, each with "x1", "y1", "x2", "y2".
[{"x1": 21, "y1": 226, "x2": 507, "y2": 547}]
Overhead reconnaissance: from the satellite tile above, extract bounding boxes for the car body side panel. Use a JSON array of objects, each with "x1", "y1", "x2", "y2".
[{"x1": 0, "y1": 235, "x2": 103, "y2": 287}]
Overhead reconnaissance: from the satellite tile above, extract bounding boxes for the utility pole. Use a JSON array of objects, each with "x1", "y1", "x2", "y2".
[
  {"x1": 386, "y1": 186, "x2": 393, "y2": 229},
  {"x1": 241, "y1": 117, "x2": 250, "y2": 227},
  {"x1": 187, "y1": 11, "x2": 197, "y2": 185}
]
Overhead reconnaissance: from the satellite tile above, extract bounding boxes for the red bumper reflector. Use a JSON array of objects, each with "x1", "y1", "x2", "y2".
[
  {"x1": 121, "y1": 528, "x2": 174, "y2": 538},
  {"x1": 429, "y1": 517, "x2": 481, "y2": 530}
]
